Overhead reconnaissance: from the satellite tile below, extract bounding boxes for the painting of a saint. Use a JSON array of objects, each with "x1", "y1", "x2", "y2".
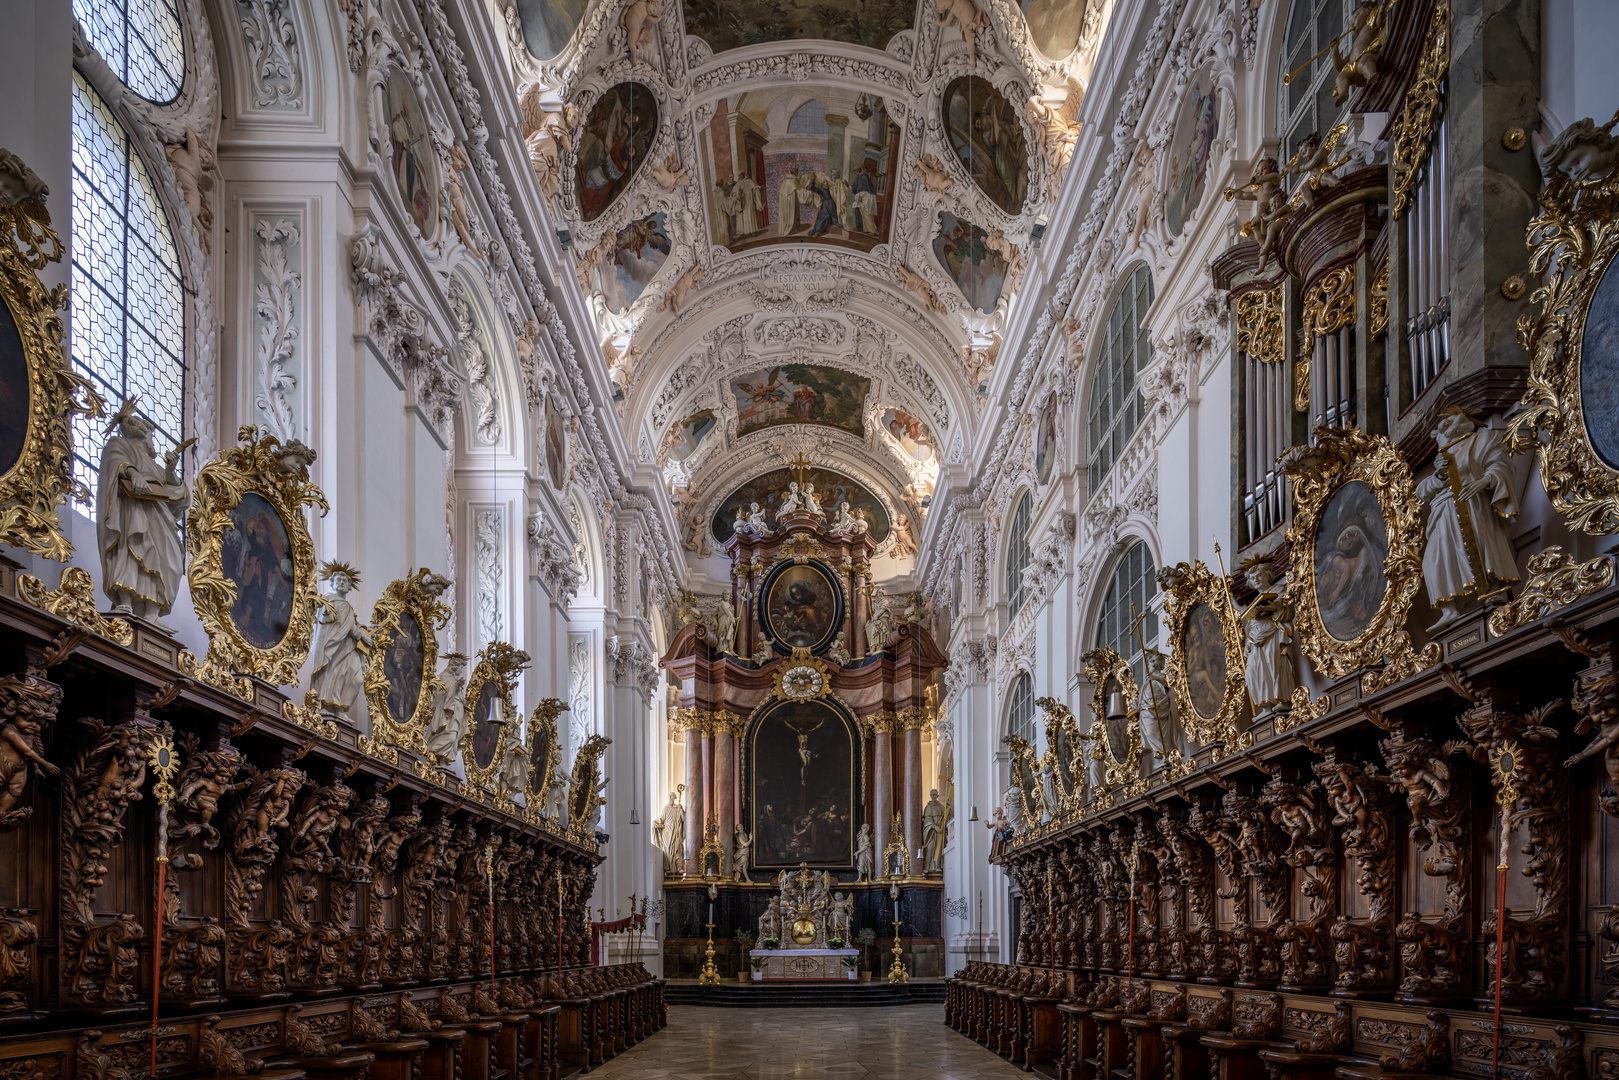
[
  {"x1": 703, "y1": 89, "x2": 899, "y2": 254},
  {"x1": 222, "y1": 492, "x2": 296, "y2": 650},
  {"x1": 1035, "y1": 401, "x2": 1057, "y2": 483},
  {"x1": 1020, "y1": 0, "x2": 1091, "y2": 60},
  {"x1": 884, "y1": 408, "x2": 934, "y2": 461},
  {"x1": 575, "y1": 83, "x2": 657, "y2": 222},
  {"x1": 1166, "y1": 69, "x2": 1219, "y2": 237},
  {"x1": 1182, "y1": 602, "x2": 1227, "y2": 720},
  {"x1": 512, "y1": 0, "x2": 587, "y2": 61},
  {"x1": 712, "y1": 466, "x2": 890, "y2": 544},
  {"x1": 666, "y1": 409, "x2": 716, "y2": 462},
  {"x1": 1313, "y1": 479, "x2": 1390, "y2": 642},
  {"x1": 384, "y1": 610, "x2": 426, "y2": 728},
  {"x1": 750, "y1": 701, "x2": 856, "y2": 868},
  {"x1": 1580, "y1": 256, "x2": 1619, "y2": 468},
  {"x1": 595, "y1": 212, "x2": 671, "y2": 313},
  {"x1": 0, "y1": 295, "x2": 30, "y2": 480},
  {"x1": 385, "y1": 68, "x2": 438, "y2": 237},
  {"x1": 731, "y1": 363, "x2": 869, "y2": 438},
  {"x1": 765, "y1": 562, "x2": 840, "y2": 650},
  {"x1": 943, "y1": 77, "x2": 1029, "y2": 214},
  {"x1": 682, "y1": 0, "x2": 914, "y2": 53},
  {"x1": 545, "y1": 396, "x2": 565, "y2": 488},
  {"x1": 933, "y1": 213, "x2": 1009, "y2": 314},
  {"x1": 470, "y1": 680, "x2": 501, "y2": 769},
  {"x1": 527, "y1": 718, "x2": 552, "y2": 798}
]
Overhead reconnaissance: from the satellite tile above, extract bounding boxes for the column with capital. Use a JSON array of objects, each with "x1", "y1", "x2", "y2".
[
  {"x1": 870, "y1": 713, "x2": 895, "y2": 871},
  {"x1": 682, "y1": 710, "x2": 707, "y2": 874},
  {"x1": 853, "y1": 567, "x2": 871, "y2": 656},
  {"x1": 901, "y1": 708, "x2": 925, "y2": 868},
  {"x1": 713, "y1": 713, "x2": 736, "y2": 875}
]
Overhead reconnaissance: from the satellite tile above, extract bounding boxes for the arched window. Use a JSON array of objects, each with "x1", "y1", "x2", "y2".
[
  {"x1": 70, "y1": 71, "x2": 187, "y2": 503},
  {"x1": 1096, "y1": 540, "x2": 1158, "y2": 683},
  {"x1": 1087, "y1": 265, "x2": 1154, "y2": 491},
  {"x1": 1006, "y1": 671, "x2": 1035, "y2": 778},
  {"x1": 73, "y1": 0, "x2": 186, "y2": 104},
  {"x1": 1279, "y1": 0, "x2": 1352, "y2": 189},
  {"x1": 1004, "y1": 489, "x2": 1033, "y2": 618}
]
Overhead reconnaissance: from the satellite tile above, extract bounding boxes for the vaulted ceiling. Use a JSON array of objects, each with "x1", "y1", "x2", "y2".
[{"x1": 499, "y1": 0, "x2": 1106, "y2": 575}]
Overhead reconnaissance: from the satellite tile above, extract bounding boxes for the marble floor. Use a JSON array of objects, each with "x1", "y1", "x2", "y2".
[{"x1": 586, "y1": 1005, "x2": 1026, "y2": 1079}]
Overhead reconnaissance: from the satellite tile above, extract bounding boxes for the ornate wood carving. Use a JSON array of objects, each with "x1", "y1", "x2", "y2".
[
  {"x1": 1260, "y1": 774, "x2": 1337, "y2": 991},
  {"x1": 225, "y1": 757, "x2": 306, "y2": 996},
  {"x1": 1310, "y1": 742, "x2": 1397, "y2": 994}
]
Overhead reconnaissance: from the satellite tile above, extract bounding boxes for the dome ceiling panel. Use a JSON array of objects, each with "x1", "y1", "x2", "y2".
[{"x1": 681, "y1": 0, "x2": 917, "y2": 54}]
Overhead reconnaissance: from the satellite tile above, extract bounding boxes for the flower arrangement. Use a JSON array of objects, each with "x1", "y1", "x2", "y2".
[
  {"x1": 761, "y1": 936, "x2": 781, "y2": 950},
  {"x1": 827, "y1": 936, "x2": 845, "y2": 949}
]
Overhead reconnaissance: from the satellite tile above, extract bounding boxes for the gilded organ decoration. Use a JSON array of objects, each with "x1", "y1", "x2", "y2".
[
  {"x1": 362, "y1": 569, "x2": 453, "y2": 763},
  {"x1": 184, "y1": 427, "x2": 328, "y2": 695}
]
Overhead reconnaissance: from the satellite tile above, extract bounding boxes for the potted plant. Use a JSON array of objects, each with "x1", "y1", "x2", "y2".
[
  {"x1": 734, "y1": 929, "x2": 756, "y2": 982},
  {"x1": 827, "y1": 935, "x2": 845, "y2": 949},
  {"x1": 840, "y1": 955, "x2": 858, "y2": 980},
  {"x1": 855, "y1": 927, "x2": 877, "y2": 983},
  {"x1": 761, "y1": 936, "x2": 781, "y2": 950},
  {"x1": 749, "y1": 956, "x2": 766, "y2": 981}
]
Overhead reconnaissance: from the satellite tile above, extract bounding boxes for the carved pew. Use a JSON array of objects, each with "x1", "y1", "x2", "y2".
[{"x1": 337, "y1": 998, "x2": 432, "y2": 1080}]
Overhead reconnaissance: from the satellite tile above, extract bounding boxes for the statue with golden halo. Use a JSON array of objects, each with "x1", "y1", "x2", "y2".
[
  {"x1": 308, "y1": 561, "x2": 372, "y2": 716},
  {"x1": 97, "y1": 398, "x2": 192, "y2": 631}
]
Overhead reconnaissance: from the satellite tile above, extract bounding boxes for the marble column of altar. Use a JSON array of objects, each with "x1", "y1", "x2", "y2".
[
  {"x1": 684, "y1": 712, "x2": 706, "y2": 874},
  {"x1": 701, "y1": 721, "x2": 715, "y2": 850},
  {"x1": 852, "y1": 566, "x2": 869, "y2": 656},
  {"x1": 841, "y1": 565, "x2": 857, "y2": 657},
  {"x1": 901, "y1": 711, "x2": 923, "y2": 867},
  {"x1": 714, "y1": 719, "x2": 735, "y2": 874},
  {"x1": 871, "y1": 715, "x2": 894, "y2": 866}
]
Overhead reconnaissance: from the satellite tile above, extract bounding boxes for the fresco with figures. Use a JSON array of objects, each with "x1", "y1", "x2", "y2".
[
  {"x1": 574, "y1": 83, "x2": 656, "y2": 222},
  {"x1": 942, "y1": 76, "x2": 1029, "y2": 214},
  {"x1": 933, "y1": 213, "x2": 1009, "y2": 313},
  {"x1": 511, "y1": 0, "x2": 586, "y2": 60},
  {"x1": 703, "y1": 88, "x2": 900, "y2": 254},
  {"x1": 731, "y1": 363, "x2": 869, "y2": 438},
  {"x1": 666, "y1": 408, "x2": 717, "y2": 462},
  {"x1": 681, "y1": 0, "x2": 915, "y2": 53},
  {"x1": 593, "y1": 212, "x2": 672, "y2": 313},
  {"x1": 712, "y1": 466, "x2": 891, "y2": 543},
  {"x1": 883, "y1": 407, "x2": 935, "y2": 461},
  {"x1": 385, "y1": 68, "x2": 438, "y2": 237},
  {"x1": 1021, "y1": 0, "x2": 1095, "y2": 59},
  {"x1": 1166, "y1": 67, "x2": 1219, "y2": 236}
]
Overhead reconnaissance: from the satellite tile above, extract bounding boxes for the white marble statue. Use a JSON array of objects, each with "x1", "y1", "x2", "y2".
[
  {"x1": 829, "y1": 893, "x2": 853, "y2": 939},
  {"x1": 652, "y1": 787, "x2": 686, "y2": 875},
  {"x1": 987, "y1": 804, "x2": 1011, "y2": 837},
  {"x1": 501, "y1": 741, "x2": 530, "y2": 801},
  {"x1": 747, "y1": 502, "x2": 771, "y2": 532},
  {"x1": 96, "y1": 399, "x2": 190, "y2": 630},
  {"x1": 1137, "y1": 649, "x2": 1184, "y2": 763},
  {"x1": 1417, "y1": 412, "x2": 1520, "y2": 630},
  {"x1": 921, "y1": 789, "x2": 946, "y2": 872},
  {"x1": 802, "y1": 483, "x2": 823, "y2": 517},
  {"x1": 309, "y1": 562, "x2": 373, "y2": 716},
  {"x1": 1242, "y1": 560, "x2": 1296, "y2": 719},
  {"x1": 855, "y1": 823, "x2": 875, "y2": 882},
  {"x1": 865, "y1": 587, "x2": 895, "y2": 653},
  {"x1": 1085, "y1": 740, "x2": 1106, "y2": 797},
  {"x1": 1002, "y1": 785, "x2": 1025, "y2": 833},
  {"x1": 424, "y1": 653, "x2": 470, "y2": 766},
  {"x1": 732, "y1": 822, "x2": 752, "y2": 882},
  {"x1": 828, "y1": 500, "x2": 858, "y2": 534},
  {"x1": 778, "y1": 481, "x2": 806, "y2": 515},
  {"x1": 711, "y1": 600, "x2": 736, "y2": 653},
  {"x1": 758, "y1": 897, "x2": 783, "y2": 941},
  {"x1": 545, "y1": 761, "x2": 569, "y2": 821}
]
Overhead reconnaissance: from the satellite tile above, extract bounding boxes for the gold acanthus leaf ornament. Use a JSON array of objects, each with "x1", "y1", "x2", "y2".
[
  {"x1": 1295, "y1": 267, "x2": 1356, "y2": 414},
  {"x1": 185, "y1": 426, "x2": 329, "y2": 689},
  {"x1": 1486, "y1": 546, "x2": 1615, "y2": 636},
  {"x1": 18, "y1": 566, "x2": 134, "y2": 646},
  {"x1": 1389, "y1": 0, "x2": 1450, "y2": 221},
  {"x1": 1505, "y1": 107, "x2": 1619, "y2": 535},
  {"x1": 1235, "y1": 287, "x2": 1285, "y2": 366}
]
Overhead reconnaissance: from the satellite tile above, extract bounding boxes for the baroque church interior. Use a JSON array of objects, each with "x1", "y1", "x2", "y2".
[{"x1": 0, "y1": 0, "x2": 1616, "y2": 1073}]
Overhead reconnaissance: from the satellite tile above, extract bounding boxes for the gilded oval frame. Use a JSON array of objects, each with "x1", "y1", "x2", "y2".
[
  {"x1": 1161, "y1": 560, "x2": 1247, "y2": 748},
  {"x1": 1081, "y1": 646, "x2": 1144, "y2": 797},
  {"x1": 460, "y1": 641, "x2": 527, "y2": 798},
  {"x1": 364, "y1": 568, "x2": 451, "y2": 759}
]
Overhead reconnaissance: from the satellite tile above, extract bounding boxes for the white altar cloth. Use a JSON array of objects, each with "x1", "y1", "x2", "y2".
[{"x1": 751, "y1": 948, "x2": 860, "y2": 980}]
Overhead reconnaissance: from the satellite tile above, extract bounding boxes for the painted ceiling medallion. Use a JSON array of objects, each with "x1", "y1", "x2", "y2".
[
  {"x1": 575, "y1": 83, "x2": 657, "y2": 223},
  {"x1": 942, "y1": 76, "x2": 1030, "y2": 215}
]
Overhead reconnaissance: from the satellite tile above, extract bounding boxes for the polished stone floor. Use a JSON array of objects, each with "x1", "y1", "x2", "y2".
[{"x1": 588, "y1": 1005, "x2": 1026, "y2": 1079}]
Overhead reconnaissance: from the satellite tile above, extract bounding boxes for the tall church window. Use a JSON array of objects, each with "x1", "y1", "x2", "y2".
[
  {"x1": 1096, "y1": 540, "x2": 1158, "y2": 683},
  {"x1": 1087, "y1": 265, "x2": 1154, "y2": 491},
  {"x1": 70, "y1": 71, "x2": 187, "y2": 504},
  {"x1": 73, "y1": 0, "x2": 186, "y2": 104},
  {"x1": 1005, "y1": 489, "x2": 1032, "y2": 618},
  {"x1": 1006, "y1": 671, "x2": 1034, "y2": 781},
  {"x1": 1279, "y1": 0, "x2": 1352, "y2": 191}
]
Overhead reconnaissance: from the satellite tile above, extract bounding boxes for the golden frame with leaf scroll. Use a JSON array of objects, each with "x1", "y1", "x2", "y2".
[
  {"x1": 1280, "y1": 426, "x2": 1435, "y2": 684},
  {"x1": 0, "y1": 154, "x2": 102, "y2": 559},
  {"x1": 1003, "y1": 733, "x2": 1049, "y2": 830},
  {"x1": 460, "y1": 641, "x2": 528, "y2": 799},
  {"x1": 1035, "y1": 696, "x2": 1088, "y2": 819},
  {"x1": 568, "y1": 732, "x2": 613, "y2": 842},
  {"x1": 1161, "y1": 560, "x2": 1249, "y2": 752},
  {"x1": 1506, "y1": 108, "x2": 1619, "y2": 535},
  {"x1": 1081, "y1": 646, "x2": 1145, "y2": 798},
  {"x1": 525, "y1": 698, "x2": 566, "y2": 824},
  {"x1": 183, "y1": 426, "x2": 328, "y2": 697},
  {"x1": 360, "y1": 568, "x2": 451, "y2": 764}
]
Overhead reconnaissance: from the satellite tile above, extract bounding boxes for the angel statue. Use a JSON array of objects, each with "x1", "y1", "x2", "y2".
[
  {"x1": 424, "y1": 654, "x2": 470, "y2": 767},
  {"x1": 828, "y1": 500, "x2": 859, "y2": 534},
  {"x1": 778, "y1": 481, "x2": 806, "y2": 515},
  {"x1": 97, "y1": 398, "x2": 192, "y2": 631},
  {"x1": 802, "y1": 483, "x2": 824, "y2": 517},
  {"x1": 746, "y1": 502, "x2": 771, "y2": 532},
  {"x1": 855, "y1": 824, "x2": 875, "y2": 882},
  {"x1": 309, "y1": 562, "x2": 373, "y2": 717}
]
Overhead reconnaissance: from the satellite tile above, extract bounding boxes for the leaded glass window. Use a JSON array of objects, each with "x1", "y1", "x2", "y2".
[
  {"x1": 1007, "y1": 671, "x2": 1034, "y2": 781},
  {"x1": 73, "y1": 0, "x2": 185, "y2": 104},
  {"x1": 1096, "y1": 540, "x2": 1158, "y2": 684},
  {"x1": 1279, "y1": 0, "x2": 1353, "y2": 192},
  {"x1": 70, "y1": 72, "x2": 186, "y2": 505},
  {"x1": 1087, "y1": 265, "x2": 1154, "y2": 490},
  {"x1": 1005, "y1": 489, "x2": 1033, "y2": 618}
]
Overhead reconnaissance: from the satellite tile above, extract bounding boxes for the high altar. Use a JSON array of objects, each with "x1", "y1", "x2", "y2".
[
  {"x1": 750, "y1": 866, "x2": 859, "y2": 979},
  {"x1": 656, "y1": 456, "x2": 950, "y2": 979}
]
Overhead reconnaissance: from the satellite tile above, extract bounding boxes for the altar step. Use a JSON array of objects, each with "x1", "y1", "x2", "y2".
[{"x1": 666, "y1": 980, "x2": 947, "y2": 1008}]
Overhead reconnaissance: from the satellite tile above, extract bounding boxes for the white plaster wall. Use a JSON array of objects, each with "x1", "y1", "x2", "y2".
[{"x1": 1543, "y1": 0, "x2": 1619, "y2": 131}]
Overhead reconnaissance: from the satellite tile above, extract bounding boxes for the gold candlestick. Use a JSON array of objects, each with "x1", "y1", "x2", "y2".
[
  {"x1": 886, "y1": 919, "x2": 909, "y2": 984},
  {"x1": 697, "y1": 922, "x2": 721, "y2": 985}
]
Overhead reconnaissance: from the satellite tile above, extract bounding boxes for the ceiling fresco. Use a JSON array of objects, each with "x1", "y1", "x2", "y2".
[{"x1": 503, "y1": 0, "x2": 1111, "y2": 573}]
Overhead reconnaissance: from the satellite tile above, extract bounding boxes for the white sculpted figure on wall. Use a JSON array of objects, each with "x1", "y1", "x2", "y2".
[
  {"x1": 921, "y1": 788, "x2": 945, "y2": 872},
  {"x1": 1241, "y1": 559, "x2": 1296, "y2": 719},
  {"x1": 828, "y1": 500, "x2": 867, "y2": 535},
  {"x1": 710, "y1": 599, "x2": 736, "y2": 653},
  {"x1": 501, "y1": 741, "x2": 530, "y2": 802},
  {"x1": 309, "y1": 562, "x2": 374, "y2": 716},
  {"x1": 854, "y1": 823, "x2": 874, "y2": 882},
  {"x1": 1001, "y1": 785, "x2": 1024, "y2": 833},
  {"x1": 424, "y1": 653, "x2": 470, "y2": 767},
  {"x1": 1416, "y1": 411, "x2": 1520, "y2": 630},
  {"x1": 97, "y1": 399, "x2": 191, "y2": 631},
  {"x1": 802, "y1": 483, "x2": 823, "y2": 517},
  {"x1": 732, "y1": 822, "x2": 753, "y2": 882},
  {"x1": 1136, "y1": 649, "x2": 1184, "y2": 764},
  {"x1": 865, "y1": 586, "x2": 895, "y2": 653},
  {"x1": 778, "y1": 481, "x2": 806, "y2": 515},
  {"x1": 652, "y1": 786, "x2": 686, "y2": 874}
]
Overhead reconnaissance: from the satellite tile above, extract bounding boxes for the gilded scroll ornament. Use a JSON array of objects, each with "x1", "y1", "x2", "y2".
[
  {"x1": 185, "y1": 426, "x2": 328, "y2": 689},
  {"x1": 1234, "y1": 287, "x2": 1284, "y2": 366},
  {"x1": 362, "y1": 568, "x2": 452, "y2": 760},
  {"x1": 1081, "y1": 647, "x2": 1146, "y2": 799},
  {"x1": 1487, "y1": 546, "x2": 1614, "y2": 635},
  {"x1": 1295, "y1": 267, "x2": 1356, "y2": 413},
  {"x1": 1369, "y1": 260, "x2": 1390, "y2": 336},
  {"x1": 0, "y1": 149, "x2": 102, "y2": 561},
  {"x1": 1159, "y1": 561, "x2": 1249, "y2": 754},
  {"x1": 17, "y1": 567, "x2": 133, "y2": 647},
  {"x1": 1280, "y1": 426, "x2": 1436, "y2": 681},
  {"x1": 1389, "y1": 0, "x2": 1449, "y2": 220},
  {"x1": 567, "y1": 732, "x2": 612, "y2": 841},
  {"x1": 1506, "y1": 108, "x2": 1619, "y2": 533},
  {"x1": 1035, "y1": 696, "x2": 1090, "y2": 819},
  {"x1": 523, "y1": 698, "x2": 566, "y2": 827},
  {"x1": 459, "y1": 641, "x2": 529, "y2": 800},
  {"x1": 1003, "y1": 734, "x2": 1050, "y2": 828}
]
